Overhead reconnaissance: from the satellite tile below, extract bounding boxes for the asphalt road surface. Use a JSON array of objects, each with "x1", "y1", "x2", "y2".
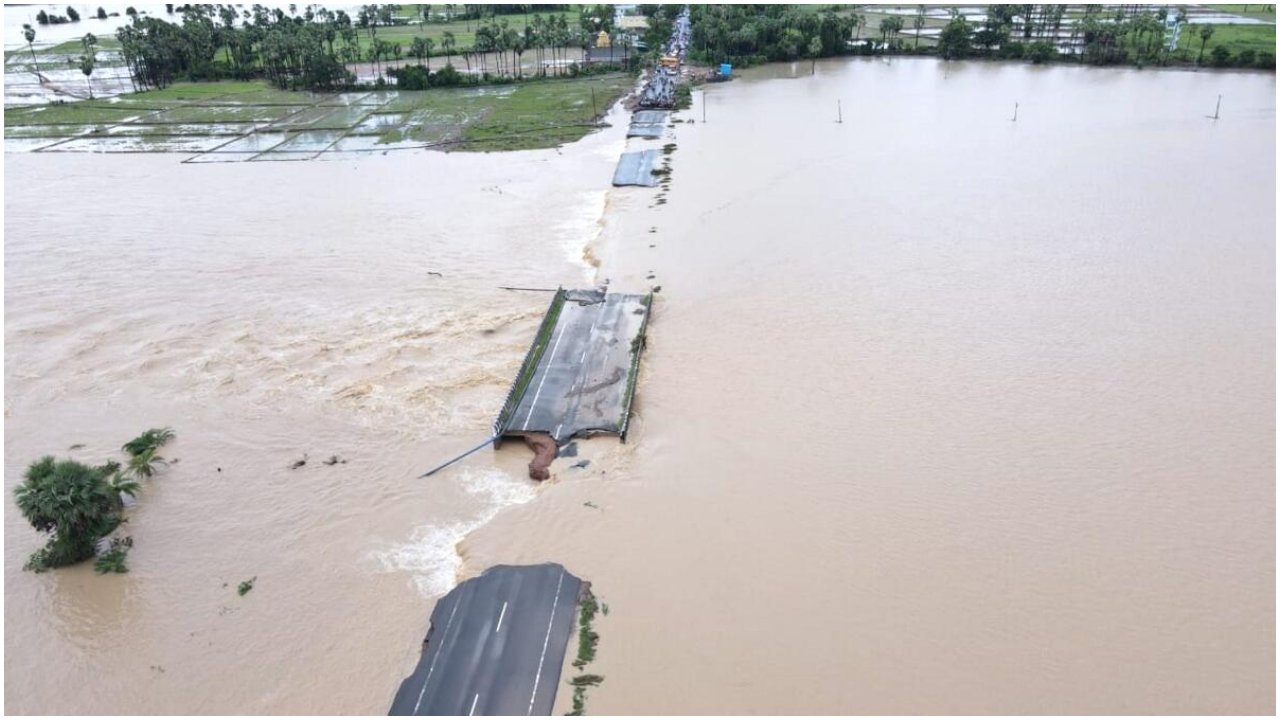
[
  {"x1": 613, "y1": 150, "x2": 660, "y2": 187},
  {"x1": 504, "y1": 289, "x2": 649, "y2": 444},
  {"x1": 389, "y1": 564, "x2": 584, "y2": 716}
]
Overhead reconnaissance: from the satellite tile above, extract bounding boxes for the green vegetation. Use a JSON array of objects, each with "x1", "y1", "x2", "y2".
[
  {"x1": 566, "y1": 591, "x2": 603, "y2": 715},
  {"x1": 1179, "y1": 23, "x2": 1276, "y2": 65},
  {"x1": 572, "y1": 593, "x2": 600, "y2": 669},
  {"x1": 689, "y1": 6, "x2": 859, "y2": 67},
  {"x1": 14, "y1": 428, "x2": 174, "y2": 573},
  {"x1": 94, "y1": 536, "x2": 133, "y2": 574},
  {"x1": 238, "y1": 577, "x2": 257, "y2": 596},
  {"x1": 15, "y1": 457, "x2": 125, "y2": 572},
  {"x1": 107, "y1": 3, "x2": 635, "y2": 93}
]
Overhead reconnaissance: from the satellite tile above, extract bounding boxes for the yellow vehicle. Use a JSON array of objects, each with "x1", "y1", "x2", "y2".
[{"x1": 659, "y1": 55, "x2": 679, "y2": 68}]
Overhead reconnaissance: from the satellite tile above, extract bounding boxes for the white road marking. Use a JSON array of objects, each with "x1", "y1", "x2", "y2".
[
  {"x1": 495, "y1": 601, "x2": 508, "y2": 633},
  {"x1": 469, "y1": 693, "x2": 480, "y2": 716},
  {"x1": 413, "y1": 594, "x2": 464, "y2": 714},
  {"x1": 526, "y1": 570, "x2": 567, "y2": 715},
  {"x1": 521, "y1": 312, "x2": 571, "y2": 430}
]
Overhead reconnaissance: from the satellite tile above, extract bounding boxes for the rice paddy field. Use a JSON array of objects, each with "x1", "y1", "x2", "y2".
[{"x1": 2, "y1": 73, "x2": 638, "y2": 159}]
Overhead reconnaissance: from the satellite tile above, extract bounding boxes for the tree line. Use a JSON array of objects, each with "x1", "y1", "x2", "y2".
[
  {"x1": 934, "y1": 5, "x2": 1275, "y2": 70},
  {"x1": 686, "y1": 5, "x2": 860, "y2": 66},
  {"x1": 113, "y1": 4, "x2": 639, "y2": 93}
]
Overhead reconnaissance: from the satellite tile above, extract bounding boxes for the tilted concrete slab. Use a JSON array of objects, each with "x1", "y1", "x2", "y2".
[
  {"x1": 612, "y1": 150, "x2": 660, "y2": 187},
  {"x1": 626, "y1": 110, "x2": 668, "y2": 139},
  {"x1": 494, "y1": 288, "x2": 651, "y2": 445},
  {"x1": 389, "y1": 564, "x2": 585, "y2": 716}
]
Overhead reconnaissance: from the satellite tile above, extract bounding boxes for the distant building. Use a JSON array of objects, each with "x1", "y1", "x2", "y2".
[{"x1": 618, "y1": 16, "x2": 650, "y2": 31}]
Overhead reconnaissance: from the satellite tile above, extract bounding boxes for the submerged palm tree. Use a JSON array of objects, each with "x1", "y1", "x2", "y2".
[
  {"x1": 122, "y1": 427, "x2": 175, "y2": 457},
  {"x1": 127, "y1": 447, "x2": 168, "y2": 480}
]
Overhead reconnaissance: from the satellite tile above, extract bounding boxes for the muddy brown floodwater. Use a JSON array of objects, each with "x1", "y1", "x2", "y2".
[{"x1": 5, "y1": 58, "x2": 1276, "y2": 714}]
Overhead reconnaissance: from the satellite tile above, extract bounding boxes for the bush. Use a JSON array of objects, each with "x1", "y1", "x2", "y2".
[
  {"x1": 1210, "y1": 45, "x2": 1232, "y2": 67},
  {"x1": 1000, "y1": 41, "x2": 1025, "y2": 60},
  {"x1": 1255, "y1": 51, "x2": 1275, "y2": 70},
  {"x1": 97, "y1": 7, "x2": 107, "y2": 19},
  {"x1": 15, "y1": 457, "x2": 123, "y2": 572},
  {"x1": 393, "y1": 64, "x2": 430, "y2": 89},
  {"x1": 1237, "y1": 49, "x2": 1257, "y2": 67},
  {"x1": 94, "y1": 536, "x2": 132, "y2": 574},
  {"x1": 67, "y1": 6, "x2": 79, "y2": 21},
  {"x1": 431, "y1": 63, "x2": 465, "y2": 86},
  {"x1": 1026, "y1": 41, "x2": 1056, "y2": 64}
]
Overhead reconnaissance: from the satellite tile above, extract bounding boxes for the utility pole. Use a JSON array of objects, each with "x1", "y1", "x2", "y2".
[
  {"x1": 1212, "y1": 94, "x2": 1221, "y2": 120},
  {"x1": 837, "y1": 99, "x2": 842, "y2": 123},
  {"x1": 1011, "y1": 101, "x2": 1019, "y2": 122}
]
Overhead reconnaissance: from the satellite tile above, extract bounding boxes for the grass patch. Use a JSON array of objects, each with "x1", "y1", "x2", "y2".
[
  {"x1": 572, "y1": 592, "x2": 600, "y2": 669},
  {"x1": 1213, "y1": 4, "x2": 1278, "y2": 22},
  {"x1": 458, "y1": 72, "x2": 635, "y2": 151},
  {"x1": 1179, "y1": 23, "x2": 1277, "y2": 57},
  {"x1": 5, "y1": 103, "x2": 148, "y2": 126}
]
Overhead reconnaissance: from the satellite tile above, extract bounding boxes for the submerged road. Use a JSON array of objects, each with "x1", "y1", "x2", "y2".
[
  {"x1": 505, "y1": 289, "x2": 650, "y2": 444},
  {"x1": 390, "y1": 564, "x2": 584, "y2": 716}
]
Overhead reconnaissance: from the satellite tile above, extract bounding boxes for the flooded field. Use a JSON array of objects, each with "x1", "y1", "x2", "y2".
[
  {"x1": 4, "y1": 74, "x2": 636, "y2": 157},
  {"x1": 5, "y1": 57, "x2": 1276, "y2": 714}
]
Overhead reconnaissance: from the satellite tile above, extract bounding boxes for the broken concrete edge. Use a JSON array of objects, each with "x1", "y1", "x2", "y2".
[
  {"x1": 390, "y1": 563, "x2": 590, "y2": 716},
  {"x1": 493, "y1": 287, "x2": 567, "y2": 447},
  {"x1": 618, "y1": 292, "x2": 654, "y2": 442}
]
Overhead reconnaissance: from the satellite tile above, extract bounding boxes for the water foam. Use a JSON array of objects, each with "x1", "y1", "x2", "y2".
[{"x1": 373, "y1": 467, "x2": 537, "y2": 597}]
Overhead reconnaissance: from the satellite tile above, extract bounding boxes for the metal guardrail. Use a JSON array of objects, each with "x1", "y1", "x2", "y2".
[
  {"x1": 618, "y1": 292, "x2": 654, "y2": 441},
  {"x1": 491, "y1": 287, "x2": 567, "y2": 444}
]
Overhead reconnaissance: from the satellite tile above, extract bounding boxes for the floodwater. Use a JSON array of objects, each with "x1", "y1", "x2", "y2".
[{"x1": 4, "y1": 57, "x2": 1275, "y2": 715}]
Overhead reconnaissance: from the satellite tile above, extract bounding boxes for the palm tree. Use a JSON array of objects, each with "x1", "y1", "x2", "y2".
[
  {"x1": 914, "y1": 5, "x2": 926, "y2": 48},
  {"x1": 108, "y1": 471, "x2": 141, "y2": 507},
  {"x1": 76, "y1": 33, "x2": 97, "y2": 99},
  {"x1": 854, "y1": 13, "x2": 865, "y2": 41},
  {"x1": 1197, "y1": 24, "x2": 1214, "y2": 64},
  {"x1": 122, "y1": 427, "x2": 174, "y2": 457},
  {"x1": 127, "y1": 447, "x2": 168, "y2": 480},
  {"x1": 22, "y1": 24, "x2": 40, "y2": 79},
  {"x1": 442, "y1": 29, "x2": 455, "y2": 66},
  {"x1": 15, "y1": 457, "x2": 123, "y2": 571}
]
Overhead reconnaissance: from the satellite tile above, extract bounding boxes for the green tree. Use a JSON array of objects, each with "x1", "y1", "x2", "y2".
[
  {"x1": 67, "y1": 6, "x2": 80, "y2": 22},
  {"x1": 937, "y1": 16, "x2": 972, "y2": 60},
  {"x1": 126, "y1": 447, "x2": 167, "y2": 480},
  {"x1": 122, "y1": 427, "x2": 174, "y2": 457},
  {"x1": 1026, "y1": 40, "x2": 1056, "y2": 63},
  {"x1": 442, "y1": 29, "x2": 456, "y2": 66},
  {"x1": 913, "y1": 5, "x2": 926, "y2": 48},
  {"x1": 14, "y1": 457, "x2": 123, "y2": 572},
  {"x1": 22, "y1": 24, "x2": 40, "y2": 77},
  {"x1": 97, "y1": 7, "x2": 107, "y2": 20},
  {"x1": 1197, "y1": 24, "x2": 1214, "y2": 64},
  {"x1": 1210, "y1": 44, "x2": 1231, "y2": 66},
  {"x1": 75, "y1": 33, "x2": 97, "y2": 98}
]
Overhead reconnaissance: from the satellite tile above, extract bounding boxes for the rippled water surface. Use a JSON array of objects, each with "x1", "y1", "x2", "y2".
[{"x1": 6, "y1": 58, "x2": 1276, "y2": 714}]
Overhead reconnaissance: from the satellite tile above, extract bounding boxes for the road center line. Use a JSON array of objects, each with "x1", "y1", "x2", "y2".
[
  {"x1": 495, "y1": 601, "x2": 508, "y2": 633},
  {"x1": 521, "y1": 312, "x2": 571, "y2": 430},
  {"x1": 526, "y1": 570, "x2": 566, "y2": 715}
]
